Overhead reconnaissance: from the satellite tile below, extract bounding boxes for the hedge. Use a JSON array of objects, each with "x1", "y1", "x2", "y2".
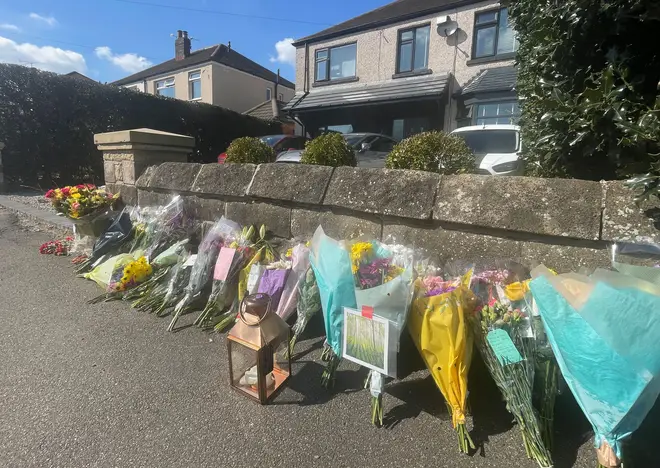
[{"x1": 0, "y1": 64, "x2": 279, "y2": 186}]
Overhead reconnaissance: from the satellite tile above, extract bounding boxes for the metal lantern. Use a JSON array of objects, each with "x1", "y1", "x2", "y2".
[{"x1": 227, "y1": 293, "x2": 291, "y2": 404}]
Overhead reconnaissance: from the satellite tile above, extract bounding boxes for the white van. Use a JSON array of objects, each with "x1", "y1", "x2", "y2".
[{"x1": 450, "y1": 124, "x2": 523, "y2": 176}]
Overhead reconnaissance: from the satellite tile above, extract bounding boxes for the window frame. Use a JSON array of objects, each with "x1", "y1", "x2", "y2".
[
  {"x1": 266, "y1": 88, "x2": 272, "y2": 100},
  {"x1": 471, "y1": 7, "x2": 516, "y2": 60},
  {"x1": 474, "y1": 100, "x2": 520, "y2": 126},
  {"x1": 155, "y1": 77, "x2": 175, "y2": 98},
  {"x1": 188, "y1": 70, "x2": 202, "y2": 101},
  {"x1": 278, "y1": 92, "x2": 283, "y2": 101},
  {"x1": 314, "y1": 42, "x2": 357, "y2": 83},
  {"x1": 395, "y1": 23, "x2": 431, "y2": 74}
]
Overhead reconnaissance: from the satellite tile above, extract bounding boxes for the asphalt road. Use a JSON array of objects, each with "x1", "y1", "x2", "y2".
[{"x1": 1, "y1": 210, "x2": 658, "y2": 468}]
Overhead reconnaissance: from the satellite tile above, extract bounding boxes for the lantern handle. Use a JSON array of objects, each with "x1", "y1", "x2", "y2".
[{"x1": 238, "y1": 293, "x2": 272, "y2": 326}]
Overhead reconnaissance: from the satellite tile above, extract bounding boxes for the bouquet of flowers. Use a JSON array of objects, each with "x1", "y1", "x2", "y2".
[
  {"x1": 168, "y1": 217, "x2": 241, "y2": 331},
  {"x1": 45, "y1": 184, "x2": 118, "y2": 220},
  {"x1": 470, "y1": 265, "x2": 553, "y2": 467},
  {"x1": 288, "y1": 266, "x2": 322, "y2": 357},
  {"x1": 308, "y1": 226, "x2": 357, "y2": 388},
  {"x1": 343, "y1": 239, "x2": 414, "y2": 426},
  {"x1": 135, "y1": 256, "x2": 192, "y2": 315},
  {"x1": 275, "y1": 243, "x2": 311, "y2": 321},
  {"x1": 194, "y1": 225, "x2": 256, "y2": 329},
  {"x1": 531, "y1": 261, "x2": 660, "y2": 468},
  {"x1": 74, "y1": 207, "x2": 134, "y2": 273},
  {"x1": 142, "y1": 196, "x2": 193, "y2": 262},
  {"x1": 407, "y1": 269, "x2": 476, "y2": 452},
  {"x1": 39, "y1": 237, "x2": 74, "y2": 256}
]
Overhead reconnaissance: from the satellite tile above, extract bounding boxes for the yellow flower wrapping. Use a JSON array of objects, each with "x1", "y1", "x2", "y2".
[
  {"x1": 237, "y1": 247, "x2": 264, "y2": 302},
  {"x1": 407, "y1": 270, "x2": 476, "y2": 427}
]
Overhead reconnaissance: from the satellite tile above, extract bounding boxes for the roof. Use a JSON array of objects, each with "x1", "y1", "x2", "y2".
[
  {"x1": 112, "y1": 44, "x2": 294, "y2": 88},
  {"x1": 64, "y1": 71, "x2": 96, "y2": 82},
  {"x1": 283, "y1": 73, "x2": 449, "y2": 112},
  {"x1": 243, "y1": 100, "x2": 294, "y2": 122},
  {"x1": 461, "y1": 65, "x2": 517, "y2": 95},
  {"x1": 293, "y1": 0, "x2": 478, "y2": 45}
]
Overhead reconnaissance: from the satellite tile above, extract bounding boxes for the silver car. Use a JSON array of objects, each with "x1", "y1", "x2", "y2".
[{"x1": 276, "y1": 133, "x2": 398, "y2": 168}]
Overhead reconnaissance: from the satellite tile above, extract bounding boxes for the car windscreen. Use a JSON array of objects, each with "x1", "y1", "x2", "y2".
[
  {"x1": 343, "y1": 135, "x2": 363, "y2": 149},
  {"x1": 454, "y1": 130, "x2": 518, "y2": 154},
  {"x1": 259, "y1": 136, "x2": 284, "y2": 147}
]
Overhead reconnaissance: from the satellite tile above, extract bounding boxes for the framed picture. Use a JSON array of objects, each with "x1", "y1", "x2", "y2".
[{"x1": 342, "y1": 307, "x2": 390, "y2": 374}]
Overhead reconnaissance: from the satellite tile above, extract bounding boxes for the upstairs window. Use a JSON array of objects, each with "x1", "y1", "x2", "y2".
[
  {"x1": 156, "y1": 77, "x2": 175, "y2": 98},
  {"x1": 473, "y1": 7, "x2": 517, "y2": 59},
  {"x1": 315, "y1": 43, "x2": 357, "y2": 82},
  {"x1": 396, "y1": 24, "x2": 430, "y2": 73},
  {"x1": 188, "y1": 71, "x2": 201, "y2": 100},
  {"x1": 266, "y1": 88, "x2": 272, "y2": 100}
]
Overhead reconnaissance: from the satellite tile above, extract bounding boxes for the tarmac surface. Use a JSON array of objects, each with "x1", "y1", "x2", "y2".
[{"x1": 1, "y1": 209, "x2": 658, "y2": 468}]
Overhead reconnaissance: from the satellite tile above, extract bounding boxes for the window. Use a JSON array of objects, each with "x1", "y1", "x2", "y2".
[
  {"x1": 315, "y1": 43, "x2": 357, "y2": 82},
  {"x1": 156, "y1": 77, "x2": 175, "y2": 98},
  {"x1": 475, "y1": 101, "x2": 520, "y2": 125},
  {"x1": 392, "y1": 117, "x2": 431, "y2": 140},
  {"x1": 396, "y1": 25, "x2": 430, "y2": 73},
  {"x1": 278, "y1": 93, "x2": 283, "y2": 101},
  {"x1": 188, "y1": 71, "x2": 201, "y2": 100},
  {"x1": 369, "y1": 136, "x2": 397, "y2": 153},
  {"x1": 266, "y1": 88, "x2": 272, "y2": 100},
  {"x1": 125, "y1": 85, "x2": 139, "y2": 92},
  {"x1": 473, "y1": 8, "x2": 518, "y2": 59}
]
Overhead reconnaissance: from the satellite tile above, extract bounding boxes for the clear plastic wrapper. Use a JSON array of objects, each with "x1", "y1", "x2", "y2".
[{"x1": 275, "y1": 243, "x2": 310, "y2": 321}]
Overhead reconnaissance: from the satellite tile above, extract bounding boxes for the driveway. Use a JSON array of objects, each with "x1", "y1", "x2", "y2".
[{"x1": 0, "y1": 210, "x2": 657, "y2": 468}]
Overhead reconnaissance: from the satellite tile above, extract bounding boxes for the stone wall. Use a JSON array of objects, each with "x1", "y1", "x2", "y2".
[{"x1": 128, "y1": 162, "x2": 659, "y2": 273}]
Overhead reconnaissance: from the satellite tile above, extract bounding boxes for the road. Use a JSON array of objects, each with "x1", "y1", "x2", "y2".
[{"x1": 0, "y1": 209, "x2": 657, "y2": 468}]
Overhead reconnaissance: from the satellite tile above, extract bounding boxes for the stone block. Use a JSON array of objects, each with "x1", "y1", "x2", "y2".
[
  {"x1": 107, "y1": 184, "x2": 137, "y2": 206},
  {"x1": 135, "y1": 165, "x2": 156, "y2": 189},
  {"x1": 147, "y1": 162, "x2": 202, "y2": 192},
  {"x1": 103, "y1": 160, "x2": 116, "y2": 184},
  {"x1": 434, "y1": 175, "x2": 603, "y2": 240},
  {"x1": 520, "y1": 242, "x2": 610, "y2": 273},
  {"x1": 182, "y1": 196, "x2": 225, "y2": 221},
  {"x1": 602, "y1": 181, "x2": 660, "y2": 244},
  {"x1": 94, "y1": 128, "x2": 195, "y2": 149},
  {"x1": 191, "y1": 163, "x2": 256, "y2": 198},
  {"x1": 382, "y1": 224, "x2": 522, "y2": 265},
  {"x1": 137, "y1": 189, "x2": 173, "y2": 207},
  {"x1": 291, "y1": 208, "x2": 382, "y2": 240},
  {"x1": 324, "y1": 167, "x2": 440, "y2": 220},
  {"x1": 122, "y1": 160, "x2": 136, "y2": 185},
  {"x1": 249, "y1": 163, "x2": 334, "y2": 205},
  {"x1": 225, "y1": 202, "x2": 291, "y2": 238}
]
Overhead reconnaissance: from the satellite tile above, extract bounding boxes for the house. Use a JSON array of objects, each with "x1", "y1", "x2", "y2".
[
  {"x1": 112, "y1": 31, "x2": 295, "y2": 113},
  {"x1": 283, "y1": 0, "x2": 518, "y2": 139},
  {"x1": 243, "y1": 98, "x2": 297, "y2": 136}
]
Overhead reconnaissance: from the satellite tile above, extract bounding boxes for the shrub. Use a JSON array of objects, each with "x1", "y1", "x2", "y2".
[
  {"x1": 508, "y1": 0, "x2": 660, "y2": 180},
  {"x1": 0, "y1": 64, "x2": 279, "y2": 186},
  {"x1": 224, "y1": 137, "x2": 275, "y2": 163},
  {"x1": 300, "y1": 133, "x2": 356, "y2": 167},
  {"x1": 385, "y1": 131, "x2": 474, "y2": 174}
]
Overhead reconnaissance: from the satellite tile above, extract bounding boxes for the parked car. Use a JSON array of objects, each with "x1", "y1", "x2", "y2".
[
  {"x1": 450, "y1": 125, "x2": 523, "y2": 176},
  {"x1": 276, "y1": 133, "x2": 398, "y2": 168},
  {"x1": 218, "y1": 135, "x2": 309, "y2": 163}
]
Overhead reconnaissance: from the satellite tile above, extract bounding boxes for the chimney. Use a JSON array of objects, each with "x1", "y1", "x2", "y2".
[
  {"x1": 175, "y1": 30, "x2": 191, "y2": 61},
  {"x1": 271, "y1": 69, "x2": 280, "y2": 119}
]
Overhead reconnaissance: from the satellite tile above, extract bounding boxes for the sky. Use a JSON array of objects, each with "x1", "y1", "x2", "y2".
[{"x1": 0, "y1": 0, "x2": 390, "y2": 83}]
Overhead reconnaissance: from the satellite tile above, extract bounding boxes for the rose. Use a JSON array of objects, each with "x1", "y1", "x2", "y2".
[{"x1": 61, "y1": 187, "x2": 71, "y2": 197}]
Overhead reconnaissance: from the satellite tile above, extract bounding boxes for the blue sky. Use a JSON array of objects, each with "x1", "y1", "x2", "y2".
[{"x1": 0, "y1": 0, "x2": 389, "y2": 83}]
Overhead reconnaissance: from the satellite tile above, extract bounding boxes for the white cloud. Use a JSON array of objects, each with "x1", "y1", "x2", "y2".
[
  {"x1": 95, "y1": 46, "x2": 152, "y2": 73},
  {"x1": 29, "y1": 13, "x2": 58, "y2": 27},
  {"x1": 0, "y1": 24, "x2": 21, "y2": 32},
  {"x1": 269, "y1": 38, "x2": 295, "y2": 67},
  {"x1": 0, "y1": 35, "x2": 86, "y2": 73}
]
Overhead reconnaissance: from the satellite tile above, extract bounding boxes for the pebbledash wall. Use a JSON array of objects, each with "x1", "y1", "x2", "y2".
[{"x1": 106, "y1": 160, "x2": 659, "y2": 274}]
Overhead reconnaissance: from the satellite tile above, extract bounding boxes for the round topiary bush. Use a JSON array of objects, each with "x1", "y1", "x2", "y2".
[
  {"x1": 385, "y1": 131, "x2": 475, "y2": 174},
  {"x1": 224, "y1": 137, "x2": 275, "y2": 164},
  {"x1": 300, "y1": 133, "x2": 357, "y2": 167}
]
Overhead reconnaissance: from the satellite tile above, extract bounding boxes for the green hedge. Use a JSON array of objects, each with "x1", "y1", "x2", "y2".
[{"x1": 0, "y1": 64, "x2": 279, "y2": 186}]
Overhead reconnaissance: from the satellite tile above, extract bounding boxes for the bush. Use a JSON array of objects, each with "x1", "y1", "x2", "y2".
[
  {"x1": 508, "y1": 0, "x2": 660, "y2": 180},
  {"x1": 0, "y1": 64, "x2": 279, "y2": 186},
  {"x1": 385, "y1": 131, "x2": 474, "y2": 174},
  {"x1": 224, "y1": 137, "x2": 275, "y2": 164},
  {"x1": 300, "y1": 133, "x2": 356, "y2": 167}
]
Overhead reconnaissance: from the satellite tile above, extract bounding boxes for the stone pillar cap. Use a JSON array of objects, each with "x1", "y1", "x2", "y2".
[{"x1": 94, "y1": 128, "x2": 195, "y2": 148}]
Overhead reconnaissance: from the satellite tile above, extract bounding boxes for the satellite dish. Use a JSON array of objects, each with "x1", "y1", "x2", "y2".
[{"x1": 437, "y1": 18, "x2": 459, "y2": 37}]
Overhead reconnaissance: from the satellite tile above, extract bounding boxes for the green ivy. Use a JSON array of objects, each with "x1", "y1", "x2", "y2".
[
  {"x1": 508, "y1": 0, "x2": 660, "y2": 181},
  {"x1": 300, "y1": 133, "x2": 356, "y2": 167},
  {"x1": 224, "y1": 137, "x2": 275, "y2": 164},
  {"x1": 385, "y1": 131, "x2": 475, "y2": 174}
]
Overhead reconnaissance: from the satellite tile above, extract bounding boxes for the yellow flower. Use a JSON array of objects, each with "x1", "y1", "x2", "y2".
[
  {"x1": 71, "y1": 193, "x2": 81, "y2": 199},
  {"x1": 285, "y1": 248, "x2": 293, "y2": 258},
  {"x1": 69, "y1": 187, "x2": 79, "y2": 194}
]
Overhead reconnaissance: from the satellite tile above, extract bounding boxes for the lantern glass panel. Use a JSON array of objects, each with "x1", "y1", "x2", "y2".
[{"x1": 228, "y1": 339, "x2": 260, "y2": 400}]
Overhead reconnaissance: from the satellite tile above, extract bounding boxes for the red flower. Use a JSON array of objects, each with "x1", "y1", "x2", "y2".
[
  {"x1": 45, "y1": 189, "x2": 54, "y2": 199},
  {"x1": 86, "y1": 183, "x2": 96, "y2": 189},
  {"x1": 61, "y1": 187, "x2": 71, "y2": 196},
  {"x1": 76, "y1": 184, "x2": 86, "y2": 189}
]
